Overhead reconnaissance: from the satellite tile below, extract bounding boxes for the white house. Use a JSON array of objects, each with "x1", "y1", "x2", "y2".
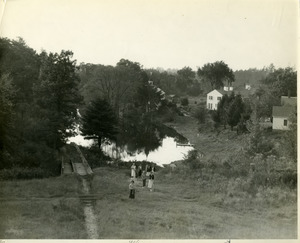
[
  {"x1": 272, "y1": 96, "x2": 296, "y2": 130},
  {"x1": 223, "y1": 86, "x2": 233, "y2": 91},
  {"x1": 206, "y1": 89, "x2": 224, "y2": 110}
]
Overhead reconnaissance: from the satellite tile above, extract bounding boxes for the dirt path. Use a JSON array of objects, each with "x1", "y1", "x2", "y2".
[
  {"x1": 80, "y1": 177, "x2": 99, "y2": 239},
  {"x1": 82, "y1": 199, "x2": 99, "y2": 238},
  {"x1": 67, "y1": 144, "x2": 100, "y2": 239}
]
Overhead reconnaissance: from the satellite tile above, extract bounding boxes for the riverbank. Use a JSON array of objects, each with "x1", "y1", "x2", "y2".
[{"x1": 165, "y1": 115, "x2": 247, "y2": 161}]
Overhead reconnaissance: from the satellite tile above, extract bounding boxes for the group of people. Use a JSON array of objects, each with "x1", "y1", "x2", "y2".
[{"x1": 129, "y1": 162, "x2": 156, "y2": 199}]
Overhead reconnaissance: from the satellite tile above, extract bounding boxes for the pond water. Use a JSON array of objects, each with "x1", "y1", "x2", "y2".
[
  {"x1": 68, "y1": 130, "x2": 193, "y2": 166},
  {"x1": 102, "y1": 136, "x2": 194, "y2": 166}
]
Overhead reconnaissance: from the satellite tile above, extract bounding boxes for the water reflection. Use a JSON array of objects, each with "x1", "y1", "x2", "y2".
[{"x1": 103, "y1": 136, "x2": 193, "y2": 166}]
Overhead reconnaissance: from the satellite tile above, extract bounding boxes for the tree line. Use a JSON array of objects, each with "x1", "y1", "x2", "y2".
[
  {"x1": 0, "y1": 37, "x2": 297, "y2": 178},
  {"x1": 0, "y1": 38, "x2": 176, "y2": 177},
  {"x1": 0, "y1": 38, "x2": 83, "y2": 177}
]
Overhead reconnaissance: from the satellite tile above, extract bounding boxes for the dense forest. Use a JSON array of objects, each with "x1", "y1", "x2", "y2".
[{"x1": 0, "y1": 37, "x2": 297, "y2": 179}]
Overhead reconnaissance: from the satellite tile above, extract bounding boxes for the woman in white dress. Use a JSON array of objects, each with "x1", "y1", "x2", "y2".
[
  {"x1": 148, "y1": 172, "x2": 154, "y2": 191},
  {"x1": 131, "y1": 163, "x2": 136, "y2": 178}
]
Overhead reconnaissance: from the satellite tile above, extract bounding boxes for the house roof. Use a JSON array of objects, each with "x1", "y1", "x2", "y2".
[
  {"x1": 209, "y1": 89, "x2": 234, "y2": 96},
  {"x1": 273, "y1": 105, "x2": 296, "y2": 117},
  {"x1": 281, "y1": 96, "x2": 297, "y2": 106}
]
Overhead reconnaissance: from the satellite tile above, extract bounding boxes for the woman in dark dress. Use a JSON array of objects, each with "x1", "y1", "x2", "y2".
[
  {"x1": 138, "y1": 165, "x2": 142, "y2": 178},
  {"x1": 129, "y1": 180, "x2": 135, "y2": 199},
  {"x1": 141, "y1": 171, "x2": 147, "y2": 187}
]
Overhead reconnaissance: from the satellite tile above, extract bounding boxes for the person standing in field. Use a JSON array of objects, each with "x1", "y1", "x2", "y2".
[
  {"x1": 138, "y1": 165, "x2": 142, "y2": 178},
  {"x1": 146, "y1": 165, "x2": 151, "y2": 176},
  {"x1": 151, "y1": 163, "x2": 156, "y2": 173},
  {"x1": 148, "y1": 171, "x2": 154, "y2": 192},
  {"x1": 141, "y1": 170, "x2": 147, "y2": 187},
  {"x1": 145, "y1": 164, "x2": 149, "y2": 177},
  {"x1": 129, "y1": 180, "x2": 135, "y2": 199},
  {"x1": 131, "y1": 163, "x2": 136, "y2": 178}
]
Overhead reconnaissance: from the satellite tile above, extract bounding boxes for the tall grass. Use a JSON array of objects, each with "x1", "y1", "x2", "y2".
[
  {"x1": 0, "y1": 174, "x2": 80, "y2": 198},
  {"x1": 0, "y1": 175, "x2": 86, "y2": 238}
]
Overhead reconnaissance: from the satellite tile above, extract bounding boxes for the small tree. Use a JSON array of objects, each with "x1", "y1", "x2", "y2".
[
  {"x1": 81, "y1": 98, "x2": 118, "y2": 149},
  {"x1": 213, "y1": 93, "x2": 251, "y2": 132},
  {"x1": 227, "y1": 94, "x2": 244, "y2": 130},
  {"x1": 213, "y1": 93, "x2": 235, "y2": 128}
]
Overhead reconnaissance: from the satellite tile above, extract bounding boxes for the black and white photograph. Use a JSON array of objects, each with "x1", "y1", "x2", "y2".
[{"x1": 0, "y1": 0, "x2": 298, "y2": 241}]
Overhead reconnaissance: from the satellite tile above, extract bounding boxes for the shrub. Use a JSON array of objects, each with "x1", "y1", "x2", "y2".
[
  {"x1": 247, "y1": 125, "x2": 277, "y2": 158},
  {"x1": 180, "y1": 97, "x2": 189, "y2": 106},
  {"x1": 225, "y1": 152, "x2": 251, "y2": 178},
  {"x1": 80, "y1": 145, "x2": 110, "y2": 168},
  {"x1": 193, "y1": 107, "x2": 207, "y2": 124},
  {"x1": 161, "y1": 110, "x2": 176, "y2": 122},
  {"x1": 255, "y1": 186, "x2": 297, "y2": 206}
]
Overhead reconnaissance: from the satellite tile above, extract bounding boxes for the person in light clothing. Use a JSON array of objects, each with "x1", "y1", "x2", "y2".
[
  {"x1": 146, "y1": 164, "x2": 151, "y2": 177},
  {"x1": 131, "y1": 163, "x2": 136, "y2": 178},
  {"x1": 148, "y1": 172, "x2": 154, "y2": 192}
]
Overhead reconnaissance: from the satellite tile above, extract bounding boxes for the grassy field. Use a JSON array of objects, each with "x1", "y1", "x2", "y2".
[
  {"x1": 0, "y1": 175, "x2": 87, "y2": 238},
  {"x1": 0, "y1": 163, "x2": 297, "y2": 239},
  {"x1": 90, "y1": 167, "x2": 297, "y2": 239}
]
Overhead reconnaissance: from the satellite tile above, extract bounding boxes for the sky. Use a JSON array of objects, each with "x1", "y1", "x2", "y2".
[{"x1": 0, "y1": 0, "x2": 298, "y2": 71}]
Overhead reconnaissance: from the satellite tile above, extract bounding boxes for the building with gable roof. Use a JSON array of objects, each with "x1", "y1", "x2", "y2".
[
  {"x1": 272, "y1": 96, "x2": 297, "y2": 130},
  {"x1": 206, "y1": 87, "x2": 233, "y2": 110}
]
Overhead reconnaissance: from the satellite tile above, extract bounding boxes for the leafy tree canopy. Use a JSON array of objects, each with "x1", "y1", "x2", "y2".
[
  {"x1": 176, "y1": 66, "x2": 195, "y2": 92},
  {"x1": 250, "y1": 66, "x2": 296, "y2": 120},
  {"x1": 198, "y1": 61, "x2": 234, "y2": 90},
  {"x1": 261, "y1": 67, "x2": 297, "y2": 97}
]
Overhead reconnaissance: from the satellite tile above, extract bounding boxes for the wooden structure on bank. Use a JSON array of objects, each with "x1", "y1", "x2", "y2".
[{"x1": 61, "y1": 143, "x2": 93, "y2": 176}]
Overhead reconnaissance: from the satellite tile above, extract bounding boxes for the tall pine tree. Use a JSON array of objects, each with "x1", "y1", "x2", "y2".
[
  {"x1": 35, "y1": 50, "x2": 82, "y2": 149},
  {"x1": 81, "y1": 98, "x2": 118, "y2": 149}
]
